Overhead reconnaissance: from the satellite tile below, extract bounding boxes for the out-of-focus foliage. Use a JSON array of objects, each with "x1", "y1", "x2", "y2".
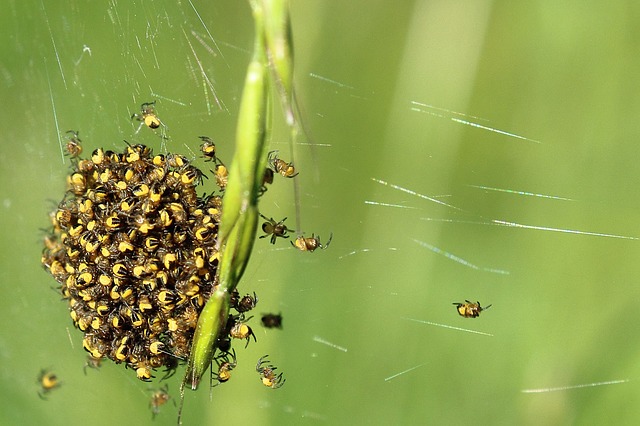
[{"x1": 3, "y1": 1, "x2": 640, "y2": 425}]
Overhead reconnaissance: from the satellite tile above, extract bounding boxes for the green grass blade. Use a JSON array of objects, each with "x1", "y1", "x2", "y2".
[{"x1": 183, "y1": 0, "x2": 269, "y2": 391}]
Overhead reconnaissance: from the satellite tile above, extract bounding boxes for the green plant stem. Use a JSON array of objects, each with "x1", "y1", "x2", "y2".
[{"x1": 183, "y1": 0, "x2": 269, "y2": 391}]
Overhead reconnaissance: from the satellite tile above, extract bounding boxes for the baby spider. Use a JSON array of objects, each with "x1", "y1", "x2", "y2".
[
  {"x1": 199, "y1": 136, "x2": 218, "y2": 163},
  {"x1": 291, "y1": 232, "x2": 333, "y2": 252},
  {"x1": 149, "y1": 384, "x2": 171, "y2": 419},
  {"x1": 259, "y1": 214, "x2": 291, "y2": 244},
  {"x1": 259, "y1": 167, "x2": 275, "y2": 196},
  {"x1": 453, "y1": 300, "x2": 492, "y2": 318},
  {"x1": 64, "y1": 130, "x2": 83, "y2": 158},
  {"x1": 256, "y1": 355, "x2": 285, "y2": 389},
  {"x1": 261, "y1": 313, "x2": 283, "y2": 329},
  {"x1": 211, "y1": 349, "x2": 237, "y2": 386},
  {"x1": 38, "y1": 369, "x2": 61, "y2": 400},
  {"x1": 231, "y1": 290, "x2": 258, "y2": 314},
  {"x1": 83, "y1": 355, "x2": 102, "y2": 374},
  {"x1": 213, "y1": 163, "x2": 228, "y2": 191},
  {"x1": 268, "y1": 150, "x2": 298, "y2": 178},
  {"x1": 229, "y1": 315, "x2": 257, "y2": 348},
  {"x1": 131, "y1": 101, "x2": 165, "y2": 135}
]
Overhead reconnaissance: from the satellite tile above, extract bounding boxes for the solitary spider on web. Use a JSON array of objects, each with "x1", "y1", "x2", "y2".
[
  {"x1": 452, "y1": 300, "x2": 492, "y2": 318},
  {"x1": 211, "y1": 349, "x2": 237, "y2": 386},
  {"x1": 256, "y1": 355, "x2": 285, "y2": 389},
  {"x1": 131, "y1": 101, "x2": 167, "y2": 139},
  {"x1": 267, "y1": 150, "x2": 299, "y2": 178},
  {"x1": 259, "y1": 214, "x2": 291, "y2": 244},
  {"x1": 291, "y1": 232, "x2": 332, "y2": 252}
]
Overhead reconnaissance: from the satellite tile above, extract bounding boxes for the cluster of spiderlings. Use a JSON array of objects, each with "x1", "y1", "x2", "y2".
[{"x1": 41, "y1": 142, "x2": 225, "y2": 381}]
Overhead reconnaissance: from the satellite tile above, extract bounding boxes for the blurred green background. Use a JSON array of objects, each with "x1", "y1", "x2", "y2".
[{"x1": 3, "y1": 1, "x2": 640, "y2": 425}]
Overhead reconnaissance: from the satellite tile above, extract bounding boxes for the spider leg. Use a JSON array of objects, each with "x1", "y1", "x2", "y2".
[
  {"x1": 133, "y1": 121, "x2": 145, "y2": 135},
  {"x1": 321, "y1": 232, "x2": 333, "y2": 248}
]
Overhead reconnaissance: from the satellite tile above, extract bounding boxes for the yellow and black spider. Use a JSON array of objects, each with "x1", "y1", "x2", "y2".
[
  {"x1": 255, "y1": 355, "x2": 285, "y2": 389},
  {"x1": 37, "y1": 369, "x2": 61, "y2": 399},
  {"x1": 267, "y1": 150, "x2": 298, "y2": 178},
  {"x1": 453, "y1": 300, "x2": 491, "y2": 318},
  {"x1": 132, "y1": 101, "x2": 163, "y2": 132}
]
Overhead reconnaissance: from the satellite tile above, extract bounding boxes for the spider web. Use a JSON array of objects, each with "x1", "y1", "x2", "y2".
[{"x1": 2, "y1": 1, "x2": 640, "y2": 425}]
